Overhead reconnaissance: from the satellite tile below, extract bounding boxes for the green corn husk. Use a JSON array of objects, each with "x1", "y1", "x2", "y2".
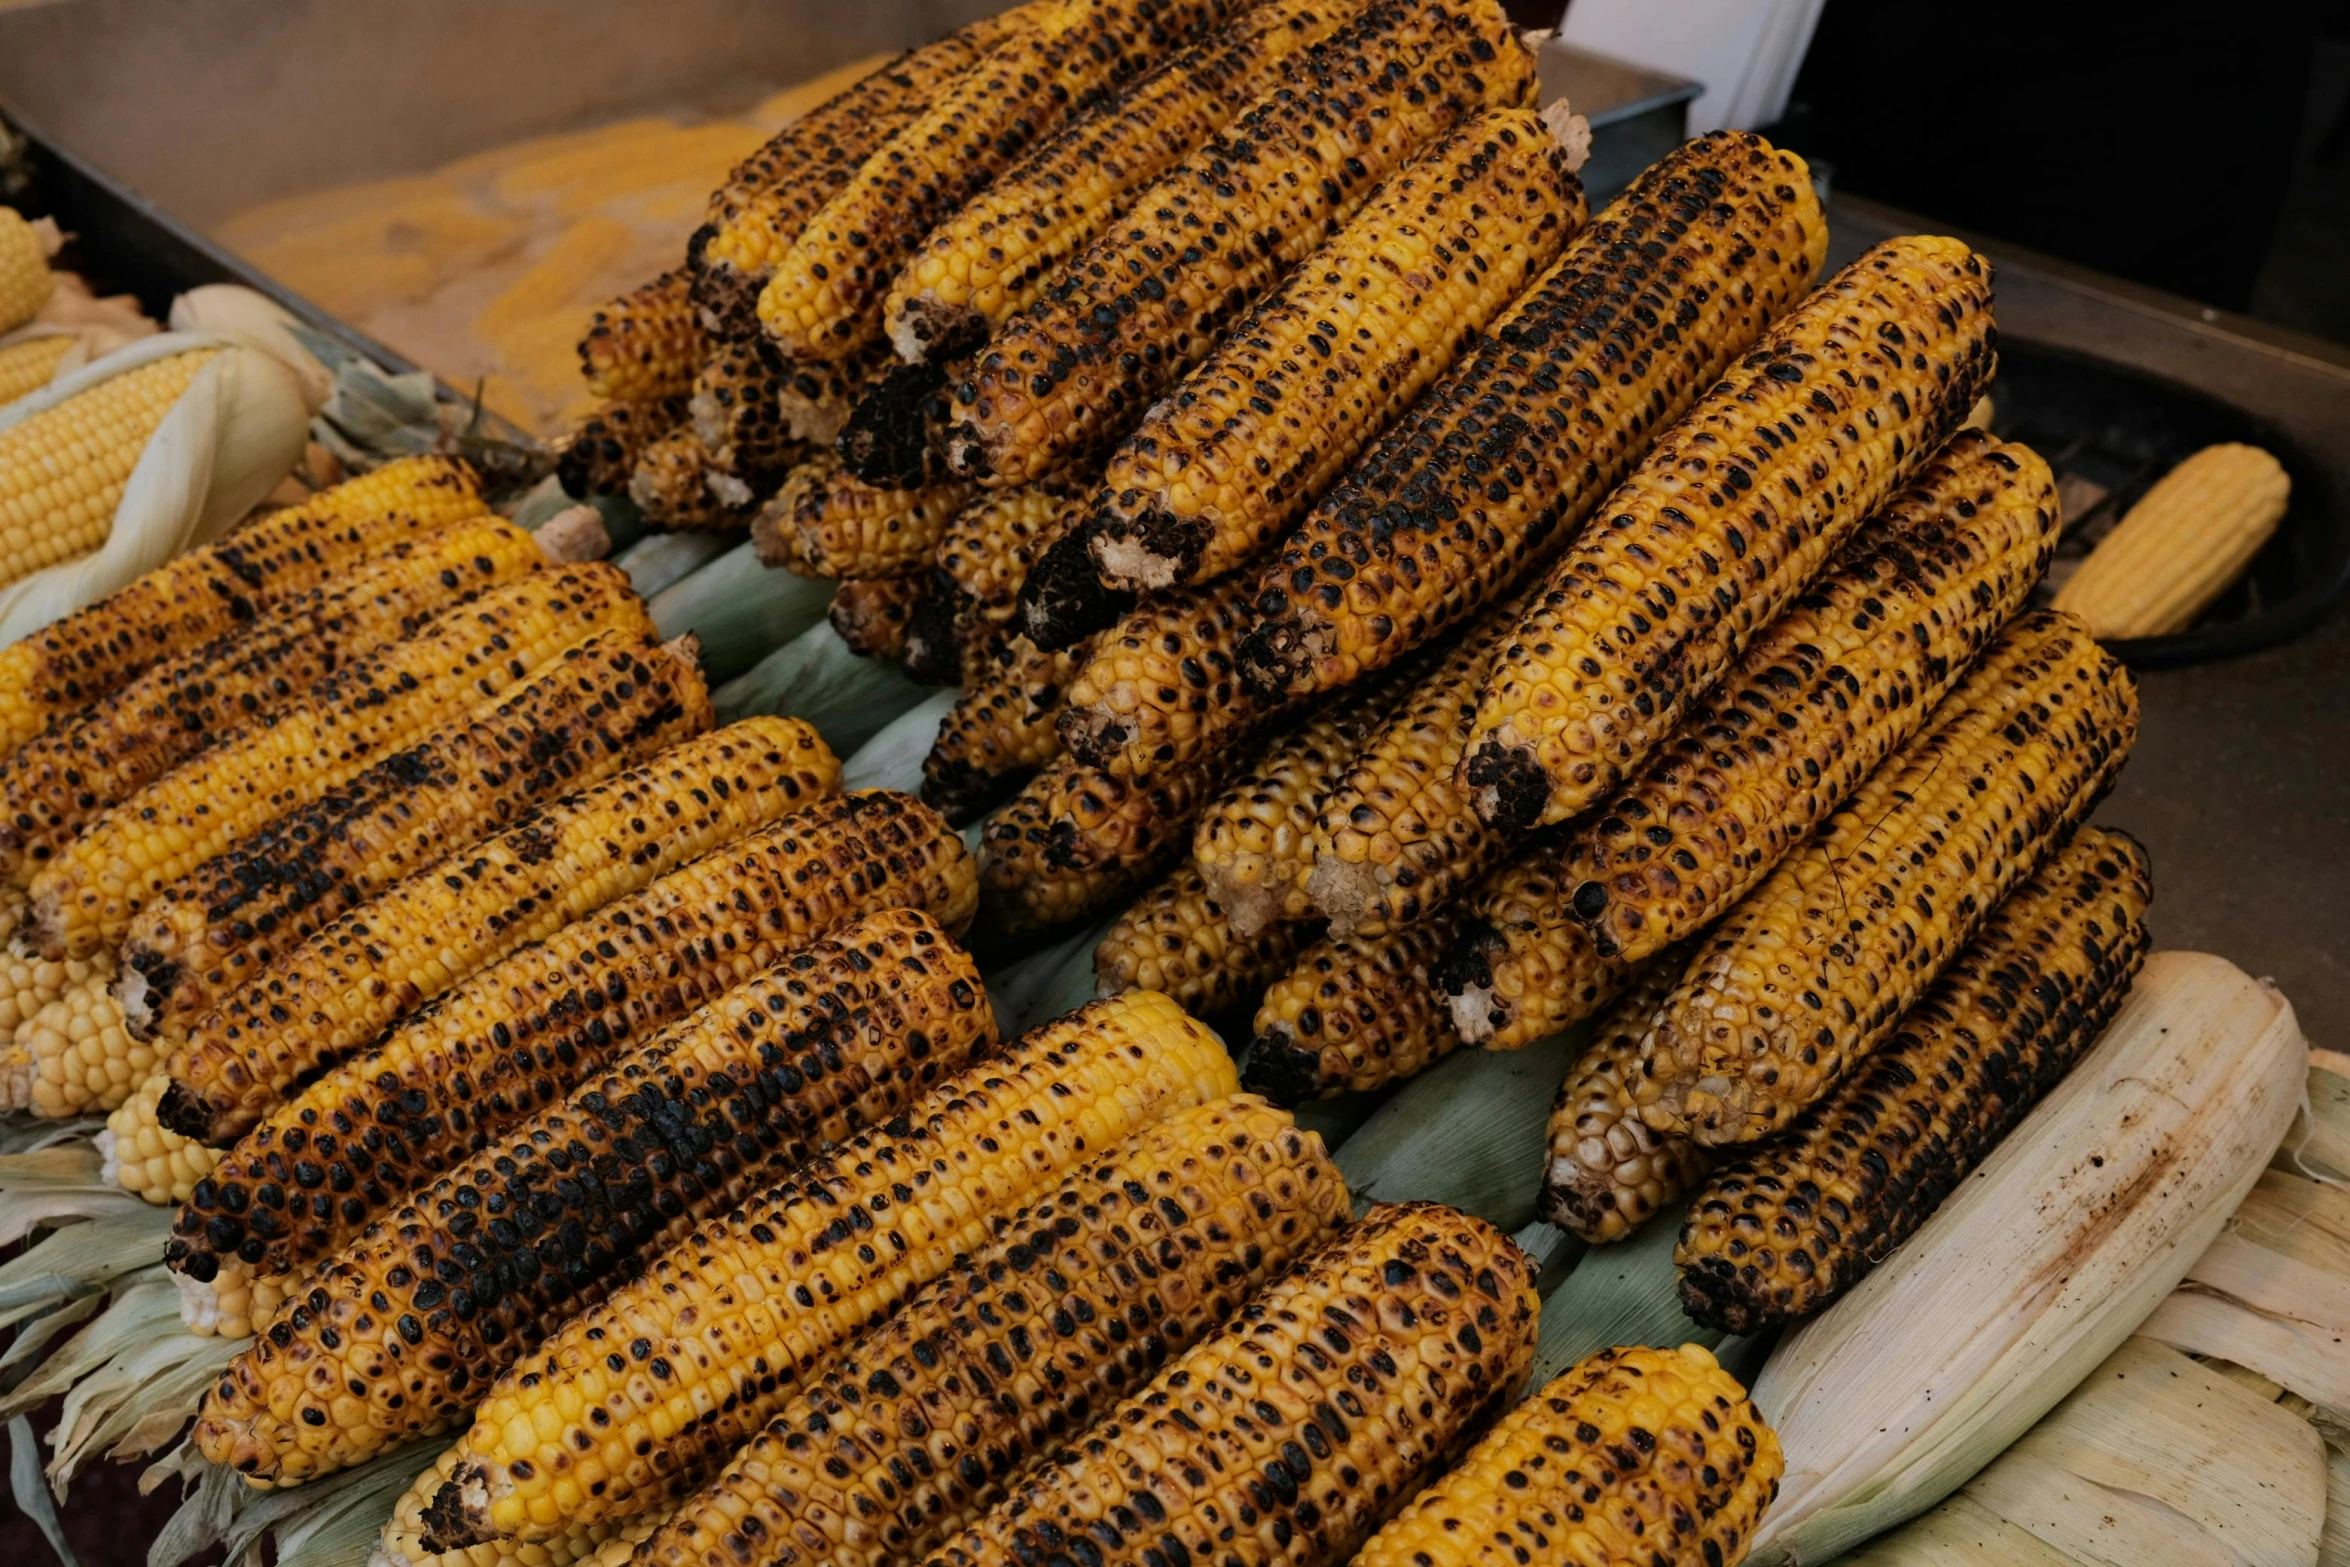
[
  {"x1": 649, "y1": 541, "x2": 833, "y2": 681},
  {"x1": 1527, "y1": 1192, "x2": 1765, "y2": 1390},
  {"x1": 614, "y1": 530, "x2": 738, "y2": 599},
  {"x1": 993, "y1": 915, "x2": 1118, "y2": 1037},
  {"x1": 840, "y1": 687, "x2": 959, "y2": 794},
  {"x1": 11, "y1": 1414, "x2": 79, "y2": 1567},
  {"x1": 714, "y1": 622, "x2": 930, "y2": 754}
]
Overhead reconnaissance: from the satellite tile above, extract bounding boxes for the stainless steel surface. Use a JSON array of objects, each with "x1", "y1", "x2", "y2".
[
  {"x1": 1830, "y1": 197, "x2": 2350, "y2": 1049},
  {"x1": 1537, "y1": 39, "x2": 1700, "y2": 203}
]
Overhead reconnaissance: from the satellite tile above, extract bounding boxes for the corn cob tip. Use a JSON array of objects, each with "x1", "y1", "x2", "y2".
[
  {"x1": 422, "y1": 1467, "x2": 493, "y2": 1551},
  {"x1": 533, "y1": 505, "x2": 612, "y2": 564},
  {"x1": 1237, "y1": 1031, "x2": 1336, "y2": 1109},
  {"x1": 1460, "y1": 741, "x2": 1551, "y2": 832},
  {"x1": 151, "y1": 1076, "x2": 219, "y2": 1144},
  {"x1": 1430, "y1": 920, "x2": 1507, "y2": 1045},
  {"x1": 1232, "y1": 613, "x2": 1322, "y2": 700},
  {"x1": 1016, "y1": 522, "x2": 1134, "y2": 651},
  {"x1": 1089, "y1": 502, "x2": 1208, "y2": 594},
  {"x1": 835, "y1": 360, "x2": 956, "y2": 490},
  {"x1": 886, "y1": 294, "x2": 989, "y2": 368}
]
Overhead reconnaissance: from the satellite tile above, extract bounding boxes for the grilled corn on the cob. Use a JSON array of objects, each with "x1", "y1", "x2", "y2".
[
  {"x1": 1535, "y1": 954, "x2": 1706, "y2": 1242},
  {"x1": 1057, "y1": 571, "x2": 1288, "y2": 777},
  {"x1": 1090, "y1": 105, "x2": 1587, "y2": 595},
  {"x1": 579, "y1": 272, "x2": 701, "y2": 404},
  {"x1": 1461, "y1": 234, "x2": 1998, "y2": 832},
  {"x1": 945, "y1": 0, "x2": 1538, "y2": 487},
  {"x1": 640, "y1": 1096, "x2": 1348, "y2": 1567},
  {"x1": 629, "y1": 427, "x2": 738, "y2": 532},
  {"x1": 1095, "y1": 862, "x2": 1314, "y2": 1016},
  {"x1": 2052, "y1": 441, "x2": 2291, "y2": 639},
  {"x1": 756, "y1": 453, "x2": 974, "y2": 579},
  {"x1": 1189, "y1": 696, "x2": 1366, "y2": 939},
  {"x1": 924, "y1": 1200, "x2": 1540, "y2": 1567},
  {"x1": 98, "y1": 1070, "x2": 219, "y2": 1204},
  {"x1": 12, "y1": 962, "x2": 141, "y2": 1117},
  {"x1": 1243, "y1": 911, "x2": 1469, "y2": 1104},
  {"x1": 1676, "y1": 827, "x2": 2152, "y2": 1332},
  {"x1": 687, "y1": 339, "x2": 801, "y2": 477},
  {"x1": 921, "y1": 630, "x2": 1092, "y2": 824},
  {"x1": 558, "y1": 398, "x2": 687, "y2": 499},
  {"x1": 826, "y1": 575, "x2": 926, "y2": 660},
  {"x1": 411, "y1": 990, "x2": 1236, "y2": 1537},
  {"x1": 973, "y1": 769, "x2": 1146, "y2": 934},
  {"x1": 1237, "y1": 130, "x2": 1826, "y2": 703},
  {"x1": 1635, "y1": 609, "x2": 2140, "y2": 1146}
]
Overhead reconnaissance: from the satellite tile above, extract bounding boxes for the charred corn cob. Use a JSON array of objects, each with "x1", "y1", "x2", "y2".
[
  {"x1": 0, "y1": 333, "x2": 78, "y2": 405},
  {"x1": 834, "y1": 358, "x2": 964, "y2": 490},
  {"x1": 99, "y1": 1071, "x2": 220, "y2": 1205},
  {"x1": 897, "y1": 580, "x2": 967, "y2": 686},
  {"x1": 826, "y1": 575, "x2": 924, "y2": 660},
  {"x1": 120, "y1": 633, "x2": 711, "y2": 1049},
  {"x1": 688, "y1": 339, "x2": 801, "y2": 477},
  {"x1": 1352, "y1": 1343, "x2": 1782, "y2": 1567},
  {"x1": 26, "y1": 563, "x2": 650, "y2": 956},
  {"x1": 1536, "y1": 955, "x2": 1706, "y2": 1242},
  {"x1": 192, "y1": 908, "x2": 992, "y2": 1467},
  {"x1": 160, "y1": 789, "x2": 970, "y2": 1314},
  {"x1": 642, "y1": 1096, "x2": 1347, "y2": 1567},
  {"x1": 974, "y1": 767, "x2": 1143, "y2": 934},
  {"x1": 882, "y1": 0, "x2": 1356, "y2": 364},
  {"x1": 1238, "y1": 130, "x2": 1827, "y2": 704},
  {"x1": 921, "y1": 631, "x2": 1092, "y2": 824},
  {"x1": 11, "y1": 960, "x2": 140, "y2": 1116},
  {"x1": 770, "y1": 342, "x2": 895, "y2": 449},
  {"x1": 1636, "y1": 609, "x2": 2140, "y2": 1146},
  {"x1": 1461, "y1": 235, "x2": 1998, "y2": 833},
  {"x1": 2054, "y1": 441, "x2": 2292, "y2": 639},
  {"x1": 1243, "y1": 911, "x2": 1470, "y2": 1104},
  {"x1": 630, "y1": 427, "x2": 738, "y2": 532},
  {"x1": 759, "y1": 0, "x2": 1247, "y2": 361},
  {"x1": 151, "y1": 718, "x2": 836, "y2": 1144},
  {"x1": 0, "y1": 208, "x2": 56, "y2": 332},
  {"x1": 378, "y1": 1447, "x2": 651, "y2": 1567},
  {"x1": 1043, "y1": 754, "x2": 1226, "y2": 873},
  {"x1": 946, "y1": 0, "x2": 1536, "y2": 488},
  {"x1": 1676, "y1": 827, "x2": 2153, "y2": 1332},
  {"x1": 756, "y1": 452, "x2": 974, "y2": 579},
  {"x1": 1304, "y1": 580, "x2": 1537, "y2": 939},
  {"x1": 0, "y1": 346, "x2": 220, "y2": 588},
  {"x1": 1433, "y1": 850, "x2": 1635, "y2": 1053},
  {"x1": 559, "y1": 398, "x2": 687, "y2": 499},
  {"x1": 395, "y1": 990, "x2": 1236, "y2": 1536},
  {"x1": 1096, "y1": 862, "x2": 1314, "y2": 1017},
  {"x1": 1014, "y1": 513, "x2": 1136, "y2": 650},
  {"x1": 0, "y1": 515, "x2": 554, "y2": 882},
  {"x1": 1092, "y1": 106, "x2": 1586, "y2": 596},
  {"x1": 934, "y1": 477, "x2": 1093, "y2": 634},
  {"x1": 1058, "y1": 572, "x2": 1288, "y2": 776},
  {"x1": 690, "y1": 11, "x2": 1041, "y2": 340},
  {"x1": 0, "y1": 453, "x2": 485, "y2": 755},
  {"x1": 927, "y1": 1200, "x2": 1540, "y2": 1567},
  {"x1": 579, "y1": 272, "x2": 701, "y2": 404}
]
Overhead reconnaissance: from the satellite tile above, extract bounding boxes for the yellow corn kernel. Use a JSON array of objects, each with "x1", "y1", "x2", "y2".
[
  {"x1": 0, "y1": 208, "x2": 56, "y2": 332},
  {"x1": 578, "y1": 271, "x2": 700, "y2": 403},
  {"x1": 1095, "y1": 861, "x2": 1312, "y2": 1017},
  {"x1": 0, "y1": 333, "x2": 77, "y2": 405},
  {"x1": 1243, "y1": 912, "x2": 1471, "y2": 1105},
  {"x1": 99, "y1": 1072, "x2": 221, "y2": 1210},
  {"x1": 2053, "y1": 441, "x2": 2291, "y2": 638},
  {"x1": 1536, "y1": 955, "x2": 1708, "y2": 1243}
]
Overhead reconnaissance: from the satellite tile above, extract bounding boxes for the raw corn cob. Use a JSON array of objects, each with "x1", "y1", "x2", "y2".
[
  {"x1": 1057, "y1": 571, "x2": 1289, "y2": 776},
  {"x1": 921, "y1": 630, "x2": 1093, "y2": 824},
  {"x1": 1091, "y1": 105, "x2": 1587, "y2": 595},
  {"x1": 161, "y1": 789, "x2": 973, "y2": 1315},
  {"x1": 98, "y1": 1070, "x2": 218, "y2": 1203},
  {"x1": 1238, "y1": 130, "x2": 1827, "y2": 704},
  {"x1": 640, "y1": 1096, "x2": 1349, "y2": 1567},
  {"x1": 1095, "y1": 862, "x2": 1314, "y2": 1017},
  {"x1": 827, "y1": 575, "x2": 925, "y2": 659},
  {"x1": 1634, "y1": 609, "x2": 2141, "y2": 1146},
  {"x1": 687, "y1": 339, "x2": 801, "y2": 477},
  {"x1": 150, "y1": 718, "x2": 836, "y2": 1145},
  {"x1": 191, "y1": 909, "x2": 993, "y2": 1465},
  {"x1": 1304, "y1": 580, "x2": 1537, "y2": 938},
  {"x1": 0, "y1": 345, "x2": 220, "y2": 588},
  {"x1": 755, "y1": 452, "x2": 974, "y2": 578},
  {"x1": 973, "y1": 767, "x2": 1143, "y2": 934},
  {"x1": 9, "y1": 960, "x2": 141, "y2": 1116},
  {"x1": 946, "y1": 0, "x2": 1537, "y2": 487},
  {"x1": 25, "y1": 562, "x2": 651, "y2": 956},
  {"x1": 558, "y1": 397, "x2": 687, "y2": 499},
  {"x1": 924, "y1": 1200, "x2": 1541, "y2": 1567},
  {"x1": 119, "y1": 633, "x2": 713, "y2": 1050},
  {"x1": 1461, "y1": 234, "x2": 1999, "y2": 833},
  {"x1": 0, "y1": 514, "x2": 556, "y2": 882},
  {"x1": 399, "y1": 990, "x2": 1237, "y2": 1537},
  {"x1": 881, "y1": 0, "x2": 1357, "y2": 364},
  {"x1": 1243, "y1": 911, "x2": 1471, "y2": 1104},
  {"x1": 770, "y1": 342, "x2": 895, "y2": 448},
  {"x1": 1536, "y1": 954, "x2": 1707, "y2": 1242},
  {"x1": 1351, "y1": 1343, "x2": 1782, "y2": 1567},
  {"x1": 630, "y1": 427, "x2": 737, "y2": 531},
  {"x1": 0, "y1": 453, "x2": 485, "y2": 754},
  {"x1": 1676, "y1": 828, "x2": 2153, "y2": 1332},
  {"x1": 689, "y1": 9, "x2": 1042, "y2": 339},
  {"x1": 578, "y1": 271, "x2": 701, "y2": 404},
  {"x1": 0, "y1": 207, "x2": 57, "y2": 332},
  {"x1": 2053, "y1": 441, "x2": 2292, "y2": 639},
  {"x1": 0, "y1": 333, "x2": 78, "y2": 405},
  {"x1": 758, "y1": 0, "x2": 1249, "y2": 361}
]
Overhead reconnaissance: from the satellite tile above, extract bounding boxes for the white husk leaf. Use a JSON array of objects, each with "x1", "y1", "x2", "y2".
[
  {"x1": 2281, "y1": 1050, "x2": 2350, "y2": 1186},
  {"x1": 1839, "y1": 1336, "x2": 2326, "y2": 1565},
  {"x1": 647, "y1": 541, "x2": 834, "y2": 681},
  {"x1": 2323, "y1": 1442, "x2": 2350, "y2": 1567},
  {"x1": 1747, "y1": 952, "x2": 2308, "y2": 1565},
  {"x1": 716, "y1": 621, "x2": 930, "y2": 756},
  {"x1": 0, "y1": 1211, "x2": 175, "y2": 1332},
  {"x1": 840, "y1": 687, "x2": 959, "y2": 795},
  {"x1": 168, "y1": 285, "x2": 333, "y2": 412}
]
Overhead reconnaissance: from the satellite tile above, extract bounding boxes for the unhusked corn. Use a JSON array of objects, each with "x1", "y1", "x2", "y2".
[
  {"x1": 921, "y1": 630, "x2": 1093, "y2": 825},
  {"x1": 1461, "y1": 235, "x2": 1998, "y2": 833},
  {"x1": 641, "y1": 1097, "x2": 1348, "y2": 1567},
  {"x1": 925, "y1": 1200, "x2": 1540, "y2": 1567},
  {"x1": 99, "y1": 1072, "x2": 221, "y2": 1209},
  {"x1": 2053, "y1": 441, "x2": 2292, "y2": 639},
  {"x1": 1244, "y1": 911, "x2": 1470, "y2": 1105},
  {"x1": 413, "y1": 991, "x2": 1236, "y2": 1540},
  {"x1": 1535, "y1": 954, "x2": 1707, "y2": 1243},
  {"x1": 1095, "y1": 862, "x2": 1314, "y2": 1017},
  {"x1": 579, "y1": 272, "x2": 700, "y2": 403}
]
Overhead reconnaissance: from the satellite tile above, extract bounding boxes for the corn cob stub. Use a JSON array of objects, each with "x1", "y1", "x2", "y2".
[
  {"x1": 558, "y1": 398, "x2": 688, "y2": 500},
  {"x1": 162, "y1": 789, "x2": 974, "y2": 1310},
  {"x1": 921, "y1": 630, "x2": 1093, "y2": 826},
  {"x1": 945, "y1": 0, "x2": 1539, "y2": 488},
  {"x1": 1536, "y1": 952, "x2": 1708, "y2": 1244},
  {"x1": 0, "y1": 514, "x2": 553, "y2": 884},
  {"x1": 1243, "y1": 910, "x2": 1473, "y2": 1105},
  {"x1": 1090, "y1": 104, "x2": 1589, "y2": 596},
  {"x1": 120, "y1": 631, "x2": 715, "y2": 1050},
  {"x1": 1237, "y1": 130, "x2": 1827, "y2": 705},
  {"x1": 1675, "y1": 827, "x2": 2154, "y2": 1333},
  {"x1": 1460, "y1": 234, "x2": 1999, "y2": 834},
  {"x1": 1635, "y1": 609, "x2": 2141, "y2": 1146},
  {"x1": 923, "y1": 1199, "x2": 1540, "y2": 1567},
  {"x1": 1350, "y1": 1343, "x2": 1782, "y2": 1567},
  {"x1": 152, "y1": 717, "x2": 838, "y2": 1146},
  {"x1": 2052, "y1": 440, "x2": 2293, "y2": 640},
  {"x1": 0, "y1": 452, "x2": 486, "y2": 755},
  {"x1": 1095, "y1": 862, "x2": 1315, "y2": 1019},
  {"x1": 579, "y1": 271, "x2": 701, "y2": 404},
  {"x1": 26, "y1": 561, "x2": 654, "y2": 957},
  {"x1": 418, "y1": 990, "x2": 1238, "y2": 1541},
  {"x1": 189, "y1": 907, "x2": 995, "y2": 1480},
  {"x1": 641, "y1": 1095, "x2": 1350, "y2": 1567}
]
